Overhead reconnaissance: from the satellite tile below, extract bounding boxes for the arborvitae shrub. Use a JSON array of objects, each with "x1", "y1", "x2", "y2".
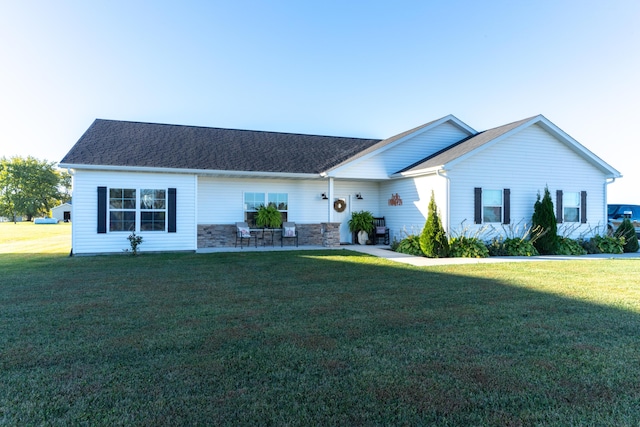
[
  {"x1": 615, "y1": 218, "x2": 640, "y2": 253},
  {"x1": 420, "y1": 191, "x2": 450, "y2": 258},
  {"x1": 531, "y1": 187, "x2": 558, "y2": 254}
]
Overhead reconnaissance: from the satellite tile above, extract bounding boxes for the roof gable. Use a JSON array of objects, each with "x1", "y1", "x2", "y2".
[
  {"x1": 397, "y1": 115, "x2": 621, "y2": 178},
  {"x1": 325, "y1": 115, "x2": 475, "y2": 176},
  {"x1": 60, "y1": 119, "x2": 382, "y2": 175}
]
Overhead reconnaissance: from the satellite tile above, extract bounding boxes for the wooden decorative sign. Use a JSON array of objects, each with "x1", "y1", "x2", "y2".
[{"x1": 388, "y1": 193, "x2": 403, "y2": 206}]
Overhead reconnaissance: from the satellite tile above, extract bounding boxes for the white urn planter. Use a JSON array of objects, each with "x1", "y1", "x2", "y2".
[{"x1": 357, "y1": 230, "x2": 369, "y2": 245}]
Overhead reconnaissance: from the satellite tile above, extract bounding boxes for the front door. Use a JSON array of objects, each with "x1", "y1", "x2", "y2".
[{"x1": 333, "y1": 196, "x2": 352, "y2": 244}]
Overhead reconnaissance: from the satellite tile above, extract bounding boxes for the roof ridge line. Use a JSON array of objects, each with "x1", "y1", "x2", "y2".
[{"x1": 93, "y1": 118, "x2": 381, "y2": 141}]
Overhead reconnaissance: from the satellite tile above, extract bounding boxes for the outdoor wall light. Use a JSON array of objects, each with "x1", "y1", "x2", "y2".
[
  {"x1": 321, "y1": 193, "x2": 328, "y2": 200},
  {"x1": 355, "y1": 193, "x2": 363, "y2": 200}
]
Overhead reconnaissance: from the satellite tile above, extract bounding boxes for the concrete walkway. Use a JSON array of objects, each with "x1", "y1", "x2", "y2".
[
  {"x1": 347, "y1": 245, "x2": 640, "y2": 267},
  {"x1": 198, "y1": 244, "x2": 640, "y2": 267}
]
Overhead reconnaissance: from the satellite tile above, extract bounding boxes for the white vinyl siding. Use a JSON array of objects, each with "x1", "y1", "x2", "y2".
[
  {"x1": 379, "y1": 174, "x2": 447, "y2": 243},
  {"x1": 71, "y1": 170, "x2": 196, "y2": 254},
  {"x1": 447, "y1": 124, "x2": 607, "y2": 238},
  {"x1": 332, "y1": 122, "x2": 471, "y2": 179}
]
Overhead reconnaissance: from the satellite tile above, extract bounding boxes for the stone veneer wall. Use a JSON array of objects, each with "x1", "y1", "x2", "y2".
[{"x1": 197, "y1": 223, "x2": 342, "y2": 248}]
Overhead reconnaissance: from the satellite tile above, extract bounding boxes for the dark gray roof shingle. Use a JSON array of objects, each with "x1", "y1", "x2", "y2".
[{"x1": 60, "y1": 119, "x2": 382, "y2": 174}]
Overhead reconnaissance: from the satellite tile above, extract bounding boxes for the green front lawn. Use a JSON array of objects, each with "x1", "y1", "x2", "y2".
[
  {"x1": 1, "y1": 227, "x2": 640, "y2": 425},
  {"x1": 0, "y1": 221, "x2": 71, "y2": 254}
]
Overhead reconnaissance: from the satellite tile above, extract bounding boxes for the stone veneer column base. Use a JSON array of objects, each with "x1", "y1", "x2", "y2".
[{"x1": 321, "y1": 222, "x2": 341, "y2": 248}]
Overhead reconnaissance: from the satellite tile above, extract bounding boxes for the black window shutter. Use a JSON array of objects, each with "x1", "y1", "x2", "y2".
[
  {"x1": 168, "y1": 188, "x2": 177, "y2": 233},
  {"x1": 97, "y1": 186, "x2": 107, "y2": 233},
  {"x1": 556, "y1": 190, "x2": 563, "y2": 223},
  {"x1": 503, "y1": 189, "x2": 511, "y2": 224},
  {"x1": 474, "y1": 188, "x2": 482, "y2": 224},
  {"x1": 580, "y1": 191, "x2": 587, "y2": 223}
]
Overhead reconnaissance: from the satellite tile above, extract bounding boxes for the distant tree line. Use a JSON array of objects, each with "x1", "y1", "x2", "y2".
[{"x1": 0, "y1": 156, "x2": 71, "y2": 222}]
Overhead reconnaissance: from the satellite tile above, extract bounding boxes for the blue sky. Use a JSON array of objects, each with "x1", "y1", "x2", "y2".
[{"x1": 1, "y1": 1, "x2": 638, "y2": 202}]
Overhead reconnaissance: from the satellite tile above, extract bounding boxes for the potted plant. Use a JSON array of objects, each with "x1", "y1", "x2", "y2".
[
  {"x1": 348, "y1": 210, "x2": 374, "y2": 245},
  {"x1": 255, "y1": 204, "x2": 283, "y2": 229}
]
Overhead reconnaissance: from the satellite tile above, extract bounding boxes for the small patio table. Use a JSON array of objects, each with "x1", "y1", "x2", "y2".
[{"x1": 250, "y1": 228, "x2": 282, "y2": 246}]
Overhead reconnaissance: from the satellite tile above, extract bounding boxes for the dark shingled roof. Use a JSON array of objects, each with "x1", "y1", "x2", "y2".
[
  {"x1": 60, "y1": 119, "x2": 382, "y2": 174},
  {"x1": 397, "y1": 116, "x2": 536, "y2": 174}
]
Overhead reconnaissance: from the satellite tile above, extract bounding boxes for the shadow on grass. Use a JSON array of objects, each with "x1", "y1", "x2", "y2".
[{"x1": 1, "y1": 250, "x2": 640, "y2": 425}]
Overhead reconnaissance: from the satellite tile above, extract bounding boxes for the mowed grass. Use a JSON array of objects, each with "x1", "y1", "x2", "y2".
[
  {"x1": 2, "y1": 226, "x2": 640, "y2": 425},
  {"x1": 0, "y1": 222, "x2": 71, "y2": 254}
]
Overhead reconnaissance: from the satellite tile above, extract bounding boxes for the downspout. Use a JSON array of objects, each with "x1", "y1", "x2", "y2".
[
  {"x1": 66, "y1": 168, "x2": 76, "y2": 257},
  {"x1": 605, "y1": 177, "x2": 616, "y2": 233},
  {"x1": 194, "y1": 175, "x2": 199, "y2": 252},
  {"x1": 436, "y1": 169, "x2": 450, "y2": 235}
]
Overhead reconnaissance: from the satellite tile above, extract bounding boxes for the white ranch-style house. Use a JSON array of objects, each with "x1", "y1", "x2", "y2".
[{"x1": 59, "y1": 115, "x2": 621, "y2": 255}]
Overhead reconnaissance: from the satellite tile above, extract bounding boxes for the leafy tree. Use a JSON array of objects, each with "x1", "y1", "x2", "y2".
[
  {"x1": 420, "y1": 191, "x2": 449, "y2": 258},
  {"x1": 531, "y1": 186, "x2": 558, "y2": 255},
  {"x1": 615, "y1": 218, "x2": 640, "y2": 253},
  {"x1": 0, "y1": 156, "x2": 71, "y2": 221}
]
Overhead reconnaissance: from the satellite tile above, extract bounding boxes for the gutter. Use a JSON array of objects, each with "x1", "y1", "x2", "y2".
[
  {"x1": 58, "y1": 163, "x2": 323, "y2": 180},
  {"x1": 389, "y1": 165, "x2": 443, "y2": 179}
]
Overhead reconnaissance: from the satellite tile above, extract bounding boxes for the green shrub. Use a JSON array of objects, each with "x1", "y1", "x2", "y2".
[
  {"x1": 615, "y1": 218, "x2": 640, "y2": 253},
  {"x1": 449, "y1": 236, "x2": 489, "y2": 258},
  {"x1": 390, "y1": 237, "x2": 400, "y2": 252},
  {"x1": 486, "y1": 222, "x2": 544, "y2": 256},
  {"x1": 486, "y1": 237, "x2": 539, "y2": 256},
  {"x1": 448, "y1": 221, "x2": 491, "y2": 258},
  {"x1": 579, "y1": 238, "x2": 600, "y2": 254},
  {"x1": 394, "y1": 234, "x2": 423, "y2": 256},
  {"x1": 486, "y1": 237, "x2": 508, "y2": 256},
  {"x1": 419, "y1": 191, "x2": 449, "y2": 258},
  {"x1": 531, "y1": 186, "x2": 558, "y2": 254},
  {"x1": 585, "y1": 235, "x2": 624, "y2": 254},
  {"x1": 503, "y1": 238, "x2": 539, "y2": 256},
  {"x1": 127, "y1": 232, "x2": 143, "y2": 256},
  {"x1": 556, "y1": 237, "x2": 587, "y2": 256}
]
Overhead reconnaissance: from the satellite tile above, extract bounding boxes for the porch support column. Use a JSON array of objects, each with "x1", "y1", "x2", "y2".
[{"x1": 328, "y1": 177, "x2": 334, "y2": 222}]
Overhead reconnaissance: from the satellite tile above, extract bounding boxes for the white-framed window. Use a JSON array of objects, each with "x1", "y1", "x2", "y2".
[
  {"x1": 108, "y1": 188, "x2": 167, "y2": 232},
  {"x1": 268, "y1": 193, "x2": 288, "y2": 211},
  {"x1": 563, "y1": 191, "x2": 580, "y2": 223},
  {"x1": 109, "y1": 188, "x2": 136, "y2": 232},
  {"x1": 482, "y1": 189, "x2": 503, "y2": 223},
  {"x1": 140, "y1": 189, "x2": 167, "y2": 231},
  {"x1": 244, "y1": 192, "x2": 288, "y2": 227}
]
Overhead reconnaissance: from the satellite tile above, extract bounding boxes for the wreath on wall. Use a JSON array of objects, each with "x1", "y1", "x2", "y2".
[{"x1": 333, "y1": 199, "x2": 346, "y2": 212}]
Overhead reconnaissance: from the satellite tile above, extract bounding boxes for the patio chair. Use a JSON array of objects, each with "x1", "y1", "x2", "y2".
[
  {"x1": 235, "y1": 222, "x2": 255, "y2": 248},
  {"x1": 373, "y1": 217, "x2": 390, "y2": 245},
  {"x1": 281, "y1": 222, "x2": 298, "y2": 247}
]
